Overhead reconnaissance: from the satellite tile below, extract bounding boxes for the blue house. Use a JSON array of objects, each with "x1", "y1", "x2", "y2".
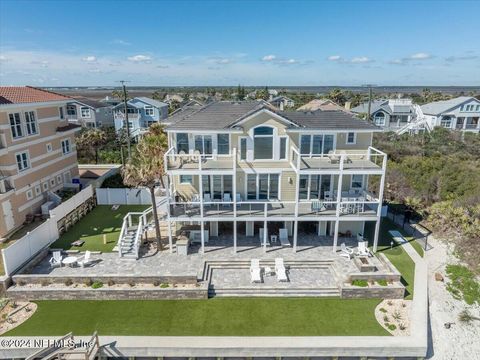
[{"x1": 113, "y1": 97, "x2": 169, "y2": 139}]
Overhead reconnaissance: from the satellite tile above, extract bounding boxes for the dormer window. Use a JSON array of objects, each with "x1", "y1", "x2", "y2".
[{"x1": 253, "y1": 126, "x2": 273, "y2": 160}]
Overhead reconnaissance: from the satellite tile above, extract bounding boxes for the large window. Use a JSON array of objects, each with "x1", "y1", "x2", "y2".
[
  {"x1": 9, "y1": 113, "x2": 23, "y2": 139},
  {"x1": 217, "y1": 134, "x2": 230, "y2": 155},
  {"x1": 195, "y1": 135, "x2": 212, "y2": 155},
  {"x1": 374, "y1": 112, "x2": 385, "y2": 126},
  {"x1": 202, "y1": 175, "x2": 232, "y2": 200},
  {"x1": 246, "y1": 173, "x2": 279, "y2": 200},
  {"x1": 176, "y1": 133, "x2": 189, "y2": 153},
  {"x1": 253, "y1": 126, "x2": 273, "y2": 160},
  {"x1": 25, "y1": 111, "x2": 38, "y2": 135},
  {"x1": 300, "y1": 134, "x2": 334, "y2": 155},
  {"x1": 16, "y1": 151, "x2": 30, "y2": 171},
  {"x1": 298, "y1": 174, "x2": 332, "y2": 200}
]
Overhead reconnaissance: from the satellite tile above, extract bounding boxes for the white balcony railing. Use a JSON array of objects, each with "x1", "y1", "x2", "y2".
[{"x1": 164, "y1": 147, "x2": 236, "y2": 172}]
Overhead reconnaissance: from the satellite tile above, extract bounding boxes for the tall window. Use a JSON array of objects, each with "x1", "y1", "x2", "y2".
[
  {"x1": 61, "y1": 139, "x2": 71, "y2": 154},
  {"x1": 195, "y1": 135, "x2": 212, "y2": 155},
  {"x1": 279, "y1": 137, "x2": 287, "y2": 160},
  {"x1": 240, "y1": 138, "x2": 247, "y2": 160},
  {"x1": 80, "y1": 107, "x2": 91, "y2": 118},
  {"x1": 246, "y1": 174, "x2": 279, "y2": 200},
  {"x1": 351, "y1": 174, "x2": 363, "y2": 189},
  {"x1": 9, "y1": 113, "x2": 23, "y2": 139},
  {"x1": 67, "y1": 105, "x2": 76, "y2": 116},
  {"x1": 25, "y1": 111, "x2": 38, "y2": 135},
  {"x1": 59, "y1": 107, "x2": 64, "y2": 119},
  {"x1": 374, "y1": 112, "x2": 385, "y2": 126},
  {"x1": 176, "y1": 133, "x2": 189, "y2": 153},
  {"x1": 346, "y1": 132, "x2": 356, "y2": 144},
  {"x1": 217, "y1": 134, "x2": 230, "y2": 154},
  {"x1": 145, "y1": 106, "x2": 154, "y2": 116},
  {"x1": 16, "y1": 152, "x2": 30, "y2": 171},
  {"x1": 300, "y1": 134, "x2": 334, "y2": 155},
  {"x1": 253, "y1": 126, "x2": 273, "y2": 160}
]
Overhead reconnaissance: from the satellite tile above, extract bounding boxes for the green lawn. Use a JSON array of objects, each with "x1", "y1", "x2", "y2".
[
  {"x1": 365, "y1": 219, "x2": 417, "y2": 299},
  {"x1": 5, "y1": 298, "x2": 389, "y2": 336},
  {"x1": 50, "y1": 205, "x2": 149, "y2": 252}
]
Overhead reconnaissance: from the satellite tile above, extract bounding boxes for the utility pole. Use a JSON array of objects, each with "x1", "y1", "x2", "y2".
[
  {"x1": 362, "y1": 84, "x2": 376, "y2": 122},
  {"x1": 119, "y1": 80, "x2": 131, "y2": 160}
]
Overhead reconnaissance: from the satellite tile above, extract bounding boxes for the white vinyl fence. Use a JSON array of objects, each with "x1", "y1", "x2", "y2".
[
  {"x1": 96, "y1": 188, "x2": 151, "y2": 205},
  {"x1": 1, "y1": 185, "x2": 94, "y2": 276}
]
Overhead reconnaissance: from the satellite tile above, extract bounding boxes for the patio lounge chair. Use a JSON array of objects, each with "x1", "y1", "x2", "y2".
[
  {"x1": 279, "y1": 229, "x2": 291, "y2": 247},
  {"x1": 78, "y1": 250, "x2": 93, "y2": 268},
  {"x1": 49, "y1": 251, "x2": 63, "y2": 268},
  {"x1": 275, "y1": 258, "x2": 288, "y2": 282},
  {"x1": 250, "y1": 259, "x2": 262, "y2": 283},
  {"x1": 223, "y1": 193, "x2": 232, "y2": 207},
  {"x1": 339, "y1": 243, "x2": 354, "y2": 259},
  {"x1": 357, "y1": 241, "x2": 372, "y2": 257}
]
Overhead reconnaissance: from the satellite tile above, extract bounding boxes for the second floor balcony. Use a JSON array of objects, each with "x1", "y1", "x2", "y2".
[{"x1": 165, "y1": 147, "x2": 236, "y2": 172}]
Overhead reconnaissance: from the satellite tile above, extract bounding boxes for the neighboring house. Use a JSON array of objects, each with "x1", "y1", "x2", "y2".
[
  {"x1": 161, "y1": 101, "x2": 386, "y2": 257},
  {"x1": 66, "y1": 96, "x2": 114, "y2": 128},
  {"x1": 101, "y1": 96, "x2": 122, "y2": 107},
  {"x1": 268, "y1": 96, "x2": 295, "y2": 110},
  {"x1": 164, "y1": 94, "x2": 184, "y2": 104},
  {"x1": 351, "y1": 99, "x2": 416, "y2": 130},
  {"x1": 420, "y1": 96, "x2": 480, "y2": 132},
  {"x1": 297, "y1": 99, "x2": 347, "y2": 112},
  {"x1": 113, "y1": 97, "x2": 169, "y2": 139},
  {"x1": 168, "y1": 100, "x2": 204, "y2": 124},
  {"x1": 0, "y1": 86, "x2": 81, "y2": 239}
]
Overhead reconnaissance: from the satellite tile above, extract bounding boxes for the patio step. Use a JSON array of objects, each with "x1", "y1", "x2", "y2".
[{"x1": 209, "y1": 287, "x2": 340, "y2": 297}]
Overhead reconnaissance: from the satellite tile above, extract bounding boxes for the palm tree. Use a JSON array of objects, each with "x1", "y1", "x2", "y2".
[
  {"x1": 77, "y1": 129, "x2": 107, "y2": 164},
  {"x1": 122, "y1": 124, "x2": 168, "y2": 250},
  {"x1": 327, "y1": 88, "x2": 347, "y2": 105}
]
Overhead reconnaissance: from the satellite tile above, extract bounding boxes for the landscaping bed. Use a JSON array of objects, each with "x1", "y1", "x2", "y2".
[
  {"x1": 375, "y1": 299, "x2": 412, "y2": 336},
  {"x1": 0, "y1": 300, "x2": 37, "y2": 335}
]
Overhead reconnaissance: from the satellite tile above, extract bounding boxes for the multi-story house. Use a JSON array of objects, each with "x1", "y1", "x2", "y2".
[
  {"x1": 113, "y1": 97, "x2": 169, "y2": 139},
  {"x1": 297, "y1": 99, "x2": 347, "y2": 112},
  {"x1": 351, "y1": 99, "x2": 417, "y2": 131},
  {"x1": 419, "y1": 96, "x2": 480, "y2": 132},
  {"x1": 162, "y1": 101, "x2": 386, "y2": 256},
  {"x1": 268, "y1": 96, "x2": 295, "y2": 110},
  {"x1": 0, "y1": 86, "x2": 80, "y2": 238},
  {"x1": 66, "y1": 96, "x2": 114, "y2": 128}
]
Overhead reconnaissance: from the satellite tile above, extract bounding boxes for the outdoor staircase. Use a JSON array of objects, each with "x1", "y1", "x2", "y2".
[
  {"x1": 201, "y1": 260, "x2": 342, "y2": 298},
  {"x1": 119, "y1": 226, "x2": 139, "y2": 259}
]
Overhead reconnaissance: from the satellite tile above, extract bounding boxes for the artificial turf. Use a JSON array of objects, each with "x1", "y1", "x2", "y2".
[
  {"x1": 50, "y1": 205, "x2": 149, "y2": 252},
  {"x1": 4, "y1": 298, "x2": 389, "y2": 336}
]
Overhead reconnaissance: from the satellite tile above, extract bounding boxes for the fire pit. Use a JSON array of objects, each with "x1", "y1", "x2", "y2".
[{"x1": 354, "y1": 256, "x2": 377, "y2": 272}]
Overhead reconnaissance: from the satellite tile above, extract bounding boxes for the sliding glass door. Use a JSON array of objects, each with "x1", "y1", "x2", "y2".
[
  {"x1": 202, "y1": 175, "x2": 232, "y2": 199},
  {"x1": 298, "y1": 175, "x2": 332, "y2": 200},
  {"x1": 247, "y1": 174, "x2": 280, "y2": 200}
]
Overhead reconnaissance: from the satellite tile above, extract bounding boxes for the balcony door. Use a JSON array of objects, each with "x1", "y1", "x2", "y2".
[
  {"x1": 195, "y1": 135, "x2": 213, "y2": 156},
  {"x1": 299, "y1": 174, "x2": 332, "y2": 200},
  {"x1": 246, "y1": 174, "x2": 279, "y2": 200},
  {"x1": 202, "y1": 175, "x2": 232, "y2": 200}
]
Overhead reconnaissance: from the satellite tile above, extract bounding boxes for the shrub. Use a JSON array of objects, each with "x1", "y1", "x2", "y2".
[
  {"x1": 84, "y1": 278, "x2": 93, "y2": 287},
  {"x1": 64, "y1": 278, "x2": 73, "y2": 287},
  {"x1": 379, "y1": 307, "x2": 387, "y2": 313},
  {"x1": 388, "y1": 324, "x2": 397, "y2": 331},
  {"x1": 160, "y1": 283, "x2": 170, "y2": 288},
  {"x1": 458, "y1": 309, "x2": 480, "y2": 323},
  {"x1": 351, "y1": 279, "x2": 368, "y2": 287},
  {"x1": 445, "y1": 264, "x2": 480, "y2": 305},
  {"x1": 377, "y1": 279, "x2": 388, "y2": 286},
  {"x1": 91, "y1": 281, "x2": 103, "y2": 289},
  {"x1": 383, "y1": 315, "x2": 389, "y2": 322},
  {"x1": 107, "y1": 280, "x2": 115, "y2": 287},
  {"x1": 387, "y1": 300, "x2": 393, "y2": 306},
  {"x1": 392, "y1": 310, "x2": 402, "y2": 320},
  {"x1": 399, "y1": 323, "x2": 406, "y2": 330},
  {"x1": 17, "y1": 280, "x2": 26, "y2": 287},
  {"x1": 41, "y1": 280, "x2": 50, "y2": 287},
  {"x1": 128, "y1": 280, "x2": 135, "y2": 287},
  {"x1": 153, "y1": 280, "x2": 160, "y2": 287}
]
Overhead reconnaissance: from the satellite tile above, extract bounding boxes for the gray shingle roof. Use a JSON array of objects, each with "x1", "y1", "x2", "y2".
[
  {"x1": 135, "y1": 97, "x2": 168, "y2": 108},
  {"x1": 420, "y1": 96, "x2": 478, "y2": 115},
  {"x1": 350, "y1": 100, "x2": 388, "y2": 114},
  {"x1": 279, "y1": 110, "x2": 379, "y2": 130},
  {"x1": 70, "y1": 96, "x2": 109, "y2": 109}
]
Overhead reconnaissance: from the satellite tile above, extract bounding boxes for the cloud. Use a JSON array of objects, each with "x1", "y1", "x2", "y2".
[
  {"x1": 350, "y1": 56, "x2": 372, "y2": 63},
  {"x1": 156, "y1": 64, "x2": 169, "y2": 69},
  {"x1": 327, "y1": 55, "x2": 342, "y2": 61},
  {"x1": 127, "y1": 54, "x2": 152, "y2": 62},
  {"x1": 207, "y1": 56, "x2": 232, "y2": 65},
  {"x1": 0, "y1": 55, "x2": 7, "y2": 62},
  {"x1": 31, "y1": 60, "x2": 49, "y2": 68},
  {"x1": 262, "y1": 54, "x2": 276, "y2": 61},
  {"x1": 111, "y1": 39, "x2": 131, "y2": 46},
  {"x1": 328, "y1": 55, "x2": 373, "y2": 64},
  {"x1": 445, "y1": 55, "x2": 479, "y2": 62},
  {"x1": 82, "y1": 56, "x2": 97, "y2": 62},
  {"x1": 390, "y1": 52, "x2": 433, "y2": 65}
]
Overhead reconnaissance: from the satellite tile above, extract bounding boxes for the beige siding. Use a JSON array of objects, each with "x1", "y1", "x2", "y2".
[{"x1": 336, "y1": 132, "x2": 372, "y2": 151}]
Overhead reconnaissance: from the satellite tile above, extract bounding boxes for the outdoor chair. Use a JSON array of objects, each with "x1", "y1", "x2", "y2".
[
  {"x1": 339, "y1": 243, "x2": 354, "y2": 259},
  {"x1": 279, "y1": 229, "x2": 291, "y2": 247},
  {"x1": 204, "y1": 193, "x2": 212, "y2": 206},
  {"x1": 78, "y1": 250, "x2": 93, "y2": 268},
  {"x1": 275, "y1": 258, "x2": 288, "y2": 282},
  {"x1": 223, "y1": 193, "x2": 232, "y2": 207},
  {"x1": 357, "y1": 241, "x2": 372, "y2": 257},
  {"x1": 250, "y1": 259, "x2": 262, "y2": 283},
  {"x1": 311, "y1": 200, "x2": 326, "y2": 213},
  {"x1": 49, "y1": 251, "x2": 63, "y2": 268}
]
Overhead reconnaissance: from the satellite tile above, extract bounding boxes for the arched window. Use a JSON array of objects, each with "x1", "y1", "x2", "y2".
[
  {"x1": 374, "y1": 112, "x2": 385, "y2": 126},
  {"x1": 254, "y1": 126, "x2": 274, "y2": 159}
]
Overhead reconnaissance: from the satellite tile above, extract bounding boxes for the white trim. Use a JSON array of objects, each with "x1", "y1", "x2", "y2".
[
  {"x1": 346, "y1": 132, "x2": 357, "y2": 145},
  {"x1": 232, "y1": 108, "x2": 300, "y2": 128},
  {"x1": 167, "y1": 129, "x2": 243, "y2": 134},
  {"x1": 286, "y1": 128, "x2": 381, "y2": 133},
  {"x1": 2, "y1": 128, "x2": 77, "y2": 152}
]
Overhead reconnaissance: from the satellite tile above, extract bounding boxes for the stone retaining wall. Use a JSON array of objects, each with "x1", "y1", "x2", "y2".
[
  {"x1": 0, "y1": 275, "x2": 12, "y2": 297},
  {"x1": 348, "y1": 253, "x2": 402, "y2": 282},
  {"x1": 341, "y1": 282, "x2": 405, "y2": 299},
  {"x1": 12, "y1": 274, "x2": 197, "y2": 286},
  {"x1": 7, "y1": 287, "x2": 208, "y2": 300}
]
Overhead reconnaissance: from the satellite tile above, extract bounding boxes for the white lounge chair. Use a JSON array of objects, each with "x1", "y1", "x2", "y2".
[
  {"x1": 279, "y1": 228, "x2": 291, "y2": 247},
  {"x1": 223, "y1": 193, "x2": 232, "y2": 207},
  {"x1": 204, "y1": 193, "x2": 212, "y2": 206},
  {"x1": 250, "y1": 259, "x2": 262, "y2": 283},
  {"x1": 78, "y1": 250, "x2": 93, "y2": 268},
  {"x1": 339, "y1": 243, "x2": 354, "y2": 259},
  {"x1": 357, "y1": 241, "x2": 372, "y2": 257},
  {"x1": 49, "y1": 251, "x2": 63, "y2": 268},
  {"x1": 275, "y1": 258, "x2": 288, "y2": 282}
]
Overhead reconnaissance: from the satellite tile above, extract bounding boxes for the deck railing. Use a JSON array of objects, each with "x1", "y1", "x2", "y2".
[
  {"x1": 164, "y1": 146, "x2": 236, "y2": 172},
  {"x1": 118, "y1": 207, "x2": 153, "y2": 258}
]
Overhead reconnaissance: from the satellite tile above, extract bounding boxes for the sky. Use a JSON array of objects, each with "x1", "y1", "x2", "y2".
[{"x1": 0, "y1": 0, "x2": 479, "y2": 87}]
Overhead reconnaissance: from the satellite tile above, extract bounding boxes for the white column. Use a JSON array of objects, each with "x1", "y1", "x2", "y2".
[
  {"x1": 293, "y1": 220, "x2": 298, "y2": 252},
  {"x1": 233, "y1": 147, "x2": 237, "y2": 218},
  {"x1": 233, "y1": 221, "x2": 237, "y2": 254},
  {"x1": 199, "y1": 174, "x2": 204, "y2": 218},
  {"x1": 333, "y1": 219, "x2": 339, "y2": 253},
  {"x1": 373, "y1": 154, "x2": 387, "y2": 253},
  {"x1": 263, "y1": 220, "x2": 268, "y2": 252},
  {"x1": 210, "y1": 221, "x2": 218, "y2": 237},
  {"x1": 167, "y1": 220, "x2": 173, "y2": 254},
  {"x1": 200, "y1": 221, "x2": 205, "y2": 254},
  {"x1": 246, "y1": 221, "x2": 254, "y2": 237}
]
